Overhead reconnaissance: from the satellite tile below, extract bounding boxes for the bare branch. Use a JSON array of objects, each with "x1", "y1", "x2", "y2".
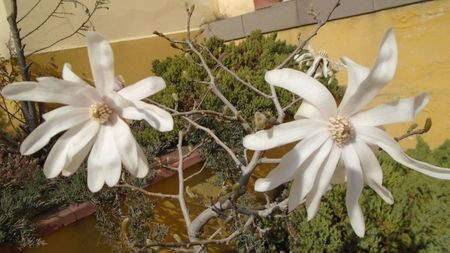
[
  {"x1": 395, "y1": 118, "x2": 432, "y2": 142},
  {"x1": 21, "y1": 1, "x2": 64, "y2": 39},
  {"x1": 17, "y1": 0, "x2": 42, "y2": 23},
  {"x1": 115, "y1": 183, "x2": 178, "y2": 199},
  {"x1": 177, "y1": 131, "x2": 192, "y2": 228},
  {"x1": 274, "y1": 0, "x2": 341, "y2": 70},
  {"x1": 198, "y1": 44, "x2": 271, "y2": 98},
  {"x1": 182, "y1": 116, "x2": 242, "y2": 167},
  {"x1": 184, "y1": 163, "x2": 207, "y2": 182}
]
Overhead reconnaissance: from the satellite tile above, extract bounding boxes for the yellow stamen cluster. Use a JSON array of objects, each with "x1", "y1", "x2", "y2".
[
  {"x1": 89, "y1": 102, "x2": 112, "y2": 124},
  {"x1": 328, "y1": 115, "x2": 353, "y2": 146}
]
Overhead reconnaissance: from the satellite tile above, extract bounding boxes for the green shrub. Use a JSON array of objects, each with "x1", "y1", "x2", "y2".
[
  {"x1": 289, "y1": 138, "x2": 450, "y2": 253},
  {"x1": 145, "y1": 31, "x2": 341, "y2": 184}
]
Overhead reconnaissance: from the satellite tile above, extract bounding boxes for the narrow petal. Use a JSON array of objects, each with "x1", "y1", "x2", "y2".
[
  {"x1": 45, "y1": 120, "x2": 99, "y2": 178},
  {"x1": 62, "y1": 138, "x2": 95, "y2": 177},
  {"x1": 135, "y1": 142, "x2": 149, "y2": 178},
  {"x1": 254, "y1": 132, "x2": 330, "y2": 192},
  {"x1": 305, "y1": 145, "x2": 341, "y2": 220},
  {"x1": 112, "y1": 118, "x2": 138, "y2": 175},
  {"x1": 87, "y1": 126, "x2": 121, "y2": 192},
  {"x1": 351, "y1": 93, "x2": 428, "y2": 127},
  {"x1": 294, "y1": 102, "x2": 322, "y2": 120},
  {"x1": 124, "y1": 100, "x2": 174, "y2": 132},
  {"x1": 339, "y1": 28, "x2": 398, "y2": 116},
  {"x1": 107, "y1": 93, "x2": 173, "y2": 132},
  {"x1": 353, "y1": 140, "x2": 393, "y2": 204},
  {"x1": 357, "y1": 126, "x2": 450, "y2": 179},
  {"x1": 265, "y1": 68, "x2": 337, "y2": 118},
  {"x1": 306, "y1": 57, "x2": 321, "y2": 76},
  {"x1": 243, "y1": 119, "x2": 326, "y2": 151},
  {"x1": 21, "y1": 107, "x2": 90, "y2": 155},
  {"x1": 322, "y1": 59, "x2": 329, "y2": 78},
  {"x1": 102, "y1": 126, "x2": 123, "y2": 187},
  {"x1": 119, "y1": 76, "x2": 166, "y2": 101},
  {"x1": 341, "y1": 144, "x2": 366, "y2": 237},
  {"x1": 2, "y1": 79, "x2": 99, "y2": 106},
  {"x1": 43, "y1": 123, "x2": 83, "y2": 178},
  {"x1": 87, "y1": 32, "x2": 115, "y2": 94},
  {"x1": 288, "y1": 138, "x2": 333, "y2": 212},
  {"x1": 339, "y1": 57, "x2": 370, "y2": 107},
  {"x1": 62, "y1": 63, "x2": 90, "y2": 86}
]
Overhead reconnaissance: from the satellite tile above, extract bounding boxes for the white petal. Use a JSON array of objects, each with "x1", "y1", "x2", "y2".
[
  {"x1": 62, "y1": 138, "x2": 95, "y2": 177},
  {"x1": 1, "y1": 79, "x2": 99, "y2": 106},
  {"x1": 357, "y1": 126, "x2": 450, "y2": 179},
  {"x1": 87, "y1": 32, "x2": 115, "y2": 94},
  {"x1": 341, "y1": 144, "x2": 365, "y2": 237},
  {"x1": 322, "y1": 59, "x2": 329, "y2": 78},
  {"x1": 243, "y1": 119, "x2": 326, "y2": 151},
  {"x1": 294, "y1": 102, "x2": 322, "y2": 120},
  {"x1": 338, "y1": 28, "x2": 398, "y2": 116},
  {"x1": 135, "y1": 142, "x2": 149, "y2": 178},
  {"x1": 62, "y1": 63, "x2": 90, "y2": 86},
  {"x1": 353, "y1": 140, "x2": 393, "y2": 204},
  {"x1": 351, "y1": 93, "x2": 428, "y2": 127},
  {"x1": 305, "y1": 145, "x2": 341, "y2": 220},
  {"x1": 102, "y1": 126, "x2": 123, "y2": 187},
  {"x1": 306, "y1": 57, "x2": 321, "y2": 76},
  {"x1": 254, "y1": 132, "x2": 330, "y2": 192},
  {"x1": 112, "y1": 118, "x2": 138, "y2": 175},
  {"x1": 265, "y1": 69, "x2": 337, "y2": 118},
  {"x1": 107, "y1": 92, "x2": 173, "y2": 132},
  {"x1": 44, "y1": 120, "x2": 99, "y2": 178},
  {"x1": 119, "y1": 76, "x2": 166, "y2": 101},
  {"x1": 288, "y1": 138, "x2": 333, "y2": 212},
  {"x1": 87, "y1": 126, "x2": 121, "y2": 192},
  {"x1": 124, "y1": 100, "x2": 174, "y2": 132},
  {"x1": 20, "y1": 107, "x2": 90, "y2": 155},
  {"x1": 43, "y1": 123, "x2": 82, "y2": 178},
  {"x1": 339, "y1": 57, "x2": 370, "y2": 107}
]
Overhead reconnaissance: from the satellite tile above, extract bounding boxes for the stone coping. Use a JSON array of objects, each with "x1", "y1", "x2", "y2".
[{"x1": 204, "y1": 0, "x2": 427, "y2": 40}]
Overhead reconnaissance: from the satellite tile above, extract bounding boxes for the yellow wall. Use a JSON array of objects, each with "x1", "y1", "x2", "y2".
[
  {"x1": 217, "y1": 0, "x2": 255, "y2": 17},
  {"x1": 277, "y1": 0, "x2": 450, "y2": 148},
  {"x1": 0, "y1": 0, "x2": 220, "y2": 55},
  {"x1": 4, "y1": 1, "x2": 450, "y2": 149}
]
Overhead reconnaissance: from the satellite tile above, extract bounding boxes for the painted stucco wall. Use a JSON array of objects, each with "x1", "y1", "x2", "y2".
[
  {"x1": 217, "y1": 0, "x2": 255, "y2": 17},
  {"x1": 277, "y1": 0, "x2": 450, "y2": 148},
  {"x1": 2, "y1": 1, "x2": 449, "y2": 149},
  {"x1": 0, "y1": 0, "x2": 221, "y2": 55}
]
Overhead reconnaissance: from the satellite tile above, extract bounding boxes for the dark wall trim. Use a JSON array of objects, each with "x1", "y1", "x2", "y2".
[{"x1": 204, "y1": 0, "x2": 427, "y2": 40}]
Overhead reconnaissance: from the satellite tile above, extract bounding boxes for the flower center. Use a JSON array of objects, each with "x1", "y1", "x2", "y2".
[
  {"x1": 328, "y1": 115, "x2": 353, "y2": 146},
  {"x1": 89, "y1": 102, "x2": 112, "y2": 124}
]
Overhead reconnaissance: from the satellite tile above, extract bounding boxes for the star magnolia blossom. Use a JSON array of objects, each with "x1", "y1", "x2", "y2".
[
  {"x1": 1, "y1": 32, "x2": 173, "y2": 192},
  {"x1": 294, "y1": 44, "x2": 338, "y2": 79},
  {"x1": 243, "y1": 29, "x2": 450, "y2": 237}
]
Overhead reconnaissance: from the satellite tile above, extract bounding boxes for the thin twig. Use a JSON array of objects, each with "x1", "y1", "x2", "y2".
[
  {"x1": 184, "y1": 163, "x2": 207, "y2": 182},
  {"x1": 182, "y1": 116, "x2": 241, "y2": 167},
  {"x1": 21, "y1": 1, "x2": 64, "y2": 39},
  {"x1": 17, "y1": 0, "x2": 42, "y2": 23},
  {"x1": 274, "y1": 0, "x2": 341, "y2": 70},
  {"x1": 115, "y1": 183, "x2": 178, "y2": 199}
]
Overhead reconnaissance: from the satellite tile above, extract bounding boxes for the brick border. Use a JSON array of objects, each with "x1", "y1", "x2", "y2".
[{"x1": 204, "y1": 0, "x2": 427, "y2": 40}]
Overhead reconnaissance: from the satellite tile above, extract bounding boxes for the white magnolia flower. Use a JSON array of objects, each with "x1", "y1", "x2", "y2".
[
  {"x1": 1, "y1": 32, "x2": 173, "y2": 192},
  {"x1": 294, "y1": 44, "x2": 339, "y2": 79},
  {"x1": 243, "y1": 29, "x2": 450, "y2": 237}
]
